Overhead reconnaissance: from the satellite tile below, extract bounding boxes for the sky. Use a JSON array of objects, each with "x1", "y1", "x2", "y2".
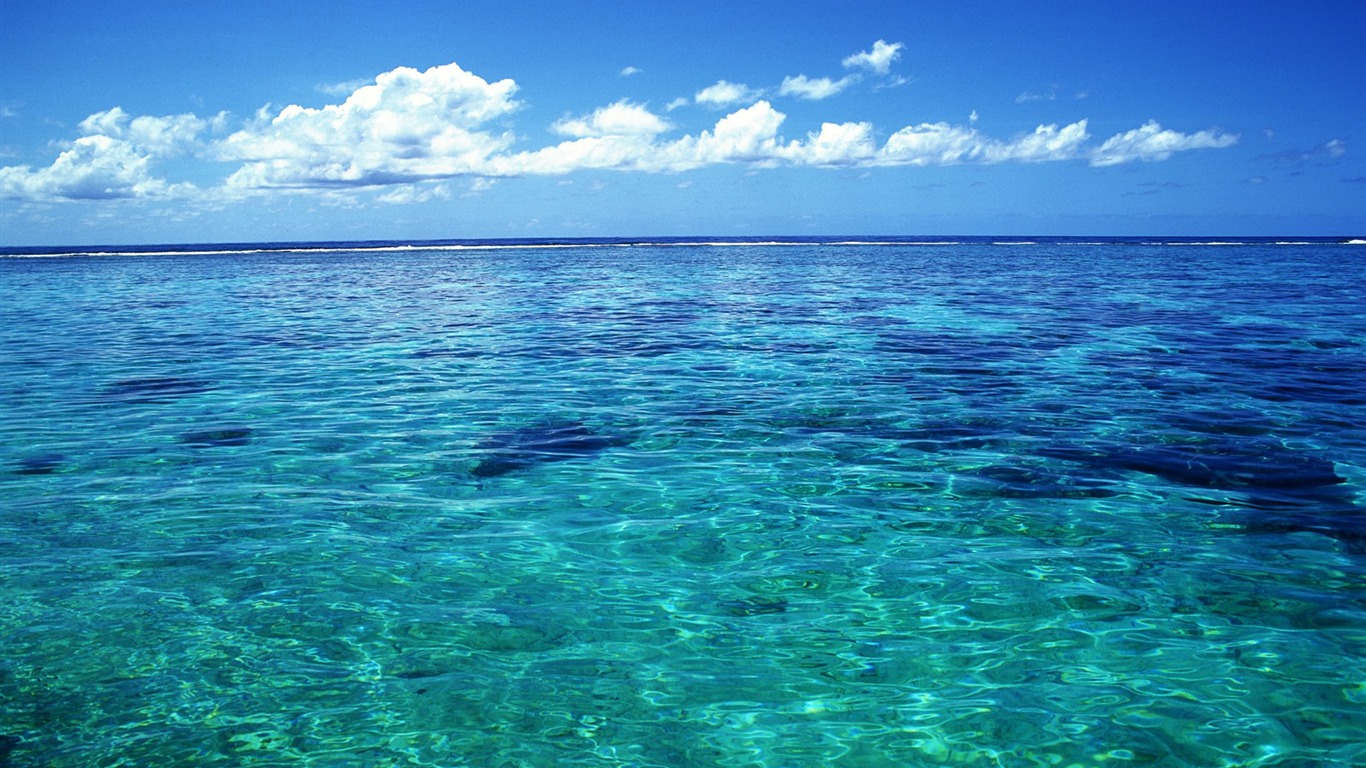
[{"x1": 1, "y1": 1, "x2": 1363, "y2": 245}]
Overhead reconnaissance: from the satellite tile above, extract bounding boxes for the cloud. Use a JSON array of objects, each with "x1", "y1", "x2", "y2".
[
  {"x1": 779, "y1": 74, "x2": 858, "y2": 100},
  {"x1": 1089, "y1": 121, "x2": 1238, "y2": 166},
  {"x1": 877, "y1": 119, "x2": 1090, "y2": 166},
  {"x1": 1258, "y1": 138, "x2": 1348, "y2": 163},
  {"x1": 842, "y1": 40, "x2": 904, "y2": 74},
  {"x1": 78, "y1": 107, "x2": 214, "y2": 156},
  {"x1": 552, "y1": 101, "x2": 671, "y2": 138},
  {"x1": 1015, "y1": 88, "x2": 1057, "y2": 104},
  {"x1": 496, "y1": 102, "x2": 673, "y2": 175},
  {"x1": 987, "y1": 120, "x2": 1091, "y2": 163},
  {"x1": 619, "y1": 66, "x2": 643, "y2": 77},
  {"x1": 376, "y1": 182, "x2": 451, "y2": 204},
  {"x1": 786, "y1": 121, "x2": 877, "y2": 166},
  {"x1": 0, "y1": 58, "x2": 1244, "y2": 204},
  {"x1": 317, "y1": 78, "x2": 374, "y2": 97},
  {"x1": 501, "y1": 104, "x2": 1097, "y2": 174},
  {"x1": 0, "y1": 107, "x2": 208, "y2": 201},
  {"x1": 217, "y1": 62, "x2": 520, "y2": 189},
  {"x1": 495, "y1": 101, "x2": 787, "y2": 174},
  {"x1": 884, "y1": 120, "x2": 1090, "y2": 165},
  {"x1": 694, "y1": 80, "x2": 762, "y2": 108},
  {"x1": 878, "y1": 122, "x2": 983, "y2": 165},
  {"x1": 660, "y1": 101, "x2": 788, "y2": 168},
  {"x1": 0, "y1": 134, "x2": 186, "y2": 200},
  {"x1": 1017, "y1": 87, "x2": 1088, "y2": 104}
]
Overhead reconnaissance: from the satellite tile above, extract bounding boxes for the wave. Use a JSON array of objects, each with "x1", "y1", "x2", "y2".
[{"x1": 3, "y1": 236, "x2": 1360, "y2": 258}]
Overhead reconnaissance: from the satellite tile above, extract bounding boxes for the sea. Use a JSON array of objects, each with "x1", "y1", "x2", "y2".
[{"x1": 1, "y1": 236, "x2": 1363, "y2": 767}]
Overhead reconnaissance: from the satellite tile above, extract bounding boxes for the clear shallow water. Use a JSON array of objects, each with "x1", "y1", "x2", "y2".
[{"x1": 1, "y1": 239, "x2": 1363, "y2": 767}]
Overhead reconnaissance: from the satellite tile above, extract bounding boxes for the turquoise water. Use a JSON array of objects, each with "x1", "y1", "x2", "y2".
[{"x1": 1, "y1": 240, "x2": 1363, "y2": 767}]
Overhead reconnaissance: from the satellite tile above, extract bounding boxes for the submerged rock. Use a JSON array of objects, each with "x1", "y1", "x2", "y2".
[
  {"x1": 13, "y1": 453, "x2": 66, "y2": 475},
  {"x1": 1039, "y1": 439, "x2": 1345, "y2": 494},
  {"x1": 720, "y1": 596, "x2": 791, "y2": 617},
  {"x1": 470, "y1": 421, "x2": 630, "y2": 478},
  {"x1": 180, "y1": 427, "x2": 253, "y2": 447},
  {"x1": 1040, "y1": 438, "x2": 1361, "y2": 549},
  {"x1": 103, "y1": 376, "x2": 213, "y2": 402}
]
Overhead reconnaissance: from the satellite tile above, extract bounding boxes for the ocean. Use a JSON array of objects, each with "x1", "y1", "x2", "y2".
[{"x1": 1, "y1": 237, "x2": 1363, "y2": 766}]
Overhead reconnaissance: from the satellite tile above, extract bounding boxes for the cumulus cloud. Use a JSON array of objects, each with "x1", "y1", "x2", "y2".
[
  {"x1": 78, "y1": 106, "x2": 215, "y2": 156},
  {"x1": 619, "y1": 66, "x2": 643, "y2": 77},
  {"x1": 787, "y1": 121, "x2": 877, "y2": 166},
  {"x1": 694, "y1": 80, "x2": 763, "y2": 108},
  {"x1": 779, "y1": 74, "x2": 858, "y2": 100},
  {"x1": 877, "y1": 120, "x2": 1090, "y2": 166},
  {"x1": 987, "y1": 121, "x2": 1091, "y2": 163},
  {"x1": 501, "y1": 104, "x2": 1096, "y2": 174},
  {"x1": 552, "y1": 101, "x2": 671, "y2": 138},
  {"x1": 0, "y1": 57, "x2": 1243, "y2": 204},
  {"x1": 672, "y1": 101, "x2": 788, "y2": 166},
  {"x1": 0, "y1": 107, "x2": 209, "y2": 201},
  {"x1": 497, "y1": 100, "x2": 785, "y2": 175},
  {"x1": 0, "y1": 135, "x2": 184, "y2": 200},
  {"x1": 842, "y1": 40, "x2": 904, "y2": 74},
  {"x1": 217, "y1": 62, "x2": 520, "y2": 189},
  {"x1": 1090, "y1": 121, "x2": 1238, "y2": 166},
  {"x1": 881, "y1": 123, "x2": 1079, "y2": 165}
]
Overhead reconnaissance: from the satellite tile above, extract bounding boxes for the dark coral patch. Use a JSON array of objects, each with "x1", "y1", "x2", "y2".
[{"x1": 180, "y1": 428, "x2": 253, "y2": 447}]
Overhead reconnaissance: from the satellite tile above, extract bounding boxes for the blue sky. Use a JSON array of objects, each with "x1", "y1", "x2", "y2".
[{"x1": 1, "y1": 1, "x2": 1362, "y2": 244}]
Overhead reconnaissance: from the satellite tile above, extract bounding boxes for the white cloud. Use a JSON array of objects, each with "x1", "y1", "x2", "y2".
[
  {"x1": 785, "y1": 121, "x2": 877, "y2": 166},
  {"x1": 680, "y1": 101, "x2": 787, "y2": 165},
  {"x1": 317, "y1": 78, "x2": 373, "y2": 97},
  {"x1": 0, "y1": 57, "x2": 1243, "y2": 205},
  {"x1": 779, "y1": 74, "x2": 858, "y2": 100},
  {"x1": 552, "y1": 101, "x2": 670, "y2": 138},
  {"x1": 79, "y1": 107, "x2": 211, "y2": 156},
  {"x1": 496, "y1": 100, "x2": 787, "y2": 174},
  {"x1": 985, "y1": 120, "x2": 1090, "y2": 163},
  {"x1": 501, "y1": 104, "x2": 1090, "y2": 174},
  {"x1": 1090, "y1": 120, "x2": 1238, "y2": 166},
  {"x1": 694, "y1": 80, "x2": 762, "y2": 108},
  {"x1": 877, "y1": 120, "x2": 1090, "y2": 166},
  {"x1": 491, "y1": 135, "x2": 649, "y2": 176},
  {"x1": 376, "y1": 182, "x2": 451, "y2": 204},
  {"x1": 0, "y1": 107, "x2": 208, "y2": 201},
  {"x1": 619, "y1": 66, "x2": 643, "y2": 77},
  {"x1": 217, "y1": 62, "x2": 520, "y2": 189},
  {"x1": 879, "y1": 122, "x2": 985, "y2": 166},
  {"x1": 842, "y1": 40, "x2": 904, "y2": 75},
  {"x1": 0, "y1": 134, "x2": 190, "y2": 200}
]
